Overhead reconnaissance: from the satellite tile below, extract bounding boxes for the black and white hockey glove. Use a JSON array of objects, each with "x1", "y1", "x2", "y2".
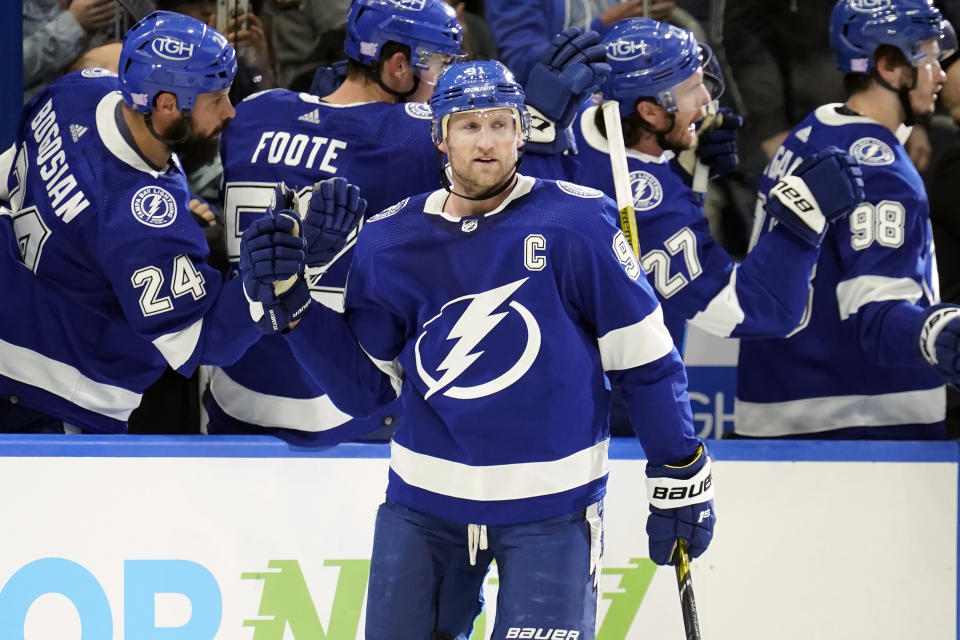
[
  {"x1": 918, "y1": 304, "x2": 960, "y2": 385},
  {"x1": 765, "y1": 146, "x2": 865, "y2": 247},
  {"x1": 645, "y1": 443, "x2": 715, "y2": 566}
]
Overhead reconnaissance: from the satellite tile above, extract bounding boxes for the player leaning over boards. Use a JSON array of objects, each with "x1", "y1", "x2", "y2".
[
  {"x1": 0, "y1": 11, "x2": 300, "y2": 433},
  {"x1": 569, "y1": 18, "x2": 865, "y2": 348},
  {"x1": 736, "y1": 0, "x2": 960, "y2": 439},
  {"x1": 205, "y1": 0, "x2": 465, "y2": 443},
  {"x1": 241, "y1": 60, "x2": 715, "y2": 640}
]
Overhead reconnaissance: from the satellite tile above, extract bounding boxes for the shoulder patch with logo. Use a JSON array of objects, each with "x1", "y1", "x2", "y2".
[
  {"x1": 81, "y1": 68, "x2": 117, "y2": 78},
  {"x1": 368, "y1": 198, "x2": 409, "y2": 223},
  {"x1": 849, "y1": 137, "x2": 895, "y2": 166},
  {"x1": 629, "y1": 171, "x2": 663, "y2": 211},
  {"x1": 556, "y1": 180, "x2": 603, "y2": 199},
  {"x1": 131, "y1": 186, "x2": 178, "y2": 228},
  {"x1": 404, "y1": 102, "x2": 433, "y2": 120}
]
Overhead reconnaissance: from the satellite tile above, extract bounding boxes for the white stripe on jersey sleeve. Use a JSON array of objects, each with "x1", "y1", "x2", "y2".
[
  {"x1": 0, "y1": 337, "x2": 140, "y2": 419},
  {"x1": 0, "y1": 144, "x2": 15, "y2": 201},
  {"x1": 836, "y1": 276, "x2": 922, "y2": 321},
  {"x1": 209, "y1": 367, "x2": 352, "y2": 431},
  {"x1": 689, "y1": 267, "x2": 745, "y2": 338},
  {"x1": 597, "y1": 305, "x2": 674, "y2": 371},
  {"x1": 152, "y1": 318, "x2": 203, "y2": 370},
  {"x1": 363, "y1": 348, "x2": 403, "y2": 397},
  {"x1": 390, "y1": 438, "x2": 610, "y2": 502},
  {"x1": 735, "y1": 386, "x2": 945, "y2": 436}
]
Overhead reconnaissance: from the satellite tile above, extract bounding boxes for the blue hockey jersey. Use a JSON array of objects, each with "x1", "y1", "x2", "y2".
[
  {"x1": 736, "y1": 104, "x2": 945, "y2": 436},
  {"x1": 571, "y1": 104, "x2": 820, "y2": 348},
  {"x1": 209, "y1": 89, "x2": 440, "y2": 441},
  {"x1": 286, "y1": 175, "x2": 700, "y2": 524},
  {"x1": 0, "y1": 70, "x2": 260, "y2": 433}
]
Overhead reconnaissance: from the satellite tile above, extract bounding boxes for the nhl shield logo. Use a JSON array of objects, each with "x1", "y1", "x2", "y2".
[
  {"x1": 629, "y1": 170, "x2": 663, "y2": 211},
  {"x1": 131, "y1": 186, "x2": 178, "y2": 228},
  {"x1": 461, "y1": 218, "x2": 478, "y2": 233},
  {"x1": 849, "y1": 137, "x2": 895, "y2": 166}
]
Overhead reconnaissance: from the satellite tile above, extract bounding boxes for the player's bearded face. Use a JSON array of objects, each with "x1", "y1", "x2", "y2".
[
  {"x1": 164, "y1": 113, "x2": 231, "y2": 165},
  {"x1": 661, "y1": 72, "x2": 710, "y2": 152},
  {"x1": 443, "y1": 109, "x2": 522, "y2": 197}
]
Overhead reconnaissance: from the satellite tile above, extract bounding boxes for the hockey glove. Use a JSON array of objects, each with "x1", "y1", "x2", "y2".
[
  {"x1": 918, "y1": 304, "x2": 960, "y2": 385},
  {"x1": 674, "y1": 107, "x2": 743, "y2": 185},
  {"x1": 309, "y1": 60, "x2": 348, "y2": 97},
  {"x1": 645, "y1": 443, "x2": 715, "y2": 566},
  {"x1": 524, "y1": 28, "x2": 610, "y2": 155},
  {"x1": 303, "y1": 177, "x2": 366, "y2": 267},
  {"x1": 764, "y1": 146, "x2": 864, "y2": 247},
  {"x1": 239, "y1": 213, "x2": 311, "y2": 333}
]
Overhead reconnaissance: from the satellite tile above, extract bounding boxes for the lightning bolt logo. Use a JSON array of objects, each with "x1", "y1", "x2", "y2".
[
  {"x1": 416, "y1": 278, "x2": 541, "y2": 401},
  {"x1": 146, "y1": 194, "x2": 163, "y2": 219},
  {"x1": 131, "y1": 186, "x2": 178, "y2": 228}
]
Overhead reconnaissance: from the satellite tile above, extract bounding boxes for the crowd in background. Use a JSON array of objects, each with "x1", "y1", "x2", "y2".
[{"x1": 15, "y1": 0, "x2": 960, "y2": 437}]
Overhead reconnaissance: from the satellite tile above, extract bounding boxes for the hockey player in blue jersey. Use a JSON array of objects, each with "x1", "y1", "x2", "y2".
[
  {"x1": 569, "y1": 18, "x2": 866, "y2": 348},
  {"x1": 0, "y1": 11, "x2": 304, "y2": 433},
  {"x1": 243, "y1": 60, "x2": 716, "y2": 640},
  {"x1": 735, "y1": 0, "x2": 960, "y2": 438},
  {"x1": 205, "y1": 0, "x2": 465, "y2": 442}
]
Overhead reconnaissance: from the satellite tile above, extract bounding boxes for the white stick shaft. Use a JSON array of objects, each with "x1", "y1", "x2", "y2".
[{"x1": 602, "y1": 101, "x2": 633, "y2": 211}]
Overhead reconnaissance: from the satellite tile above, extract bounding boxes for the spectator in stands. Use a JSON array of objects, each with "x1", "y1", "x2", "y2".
[{"x1": 24, "y1": 0, "x2": 115, "y2": 100}]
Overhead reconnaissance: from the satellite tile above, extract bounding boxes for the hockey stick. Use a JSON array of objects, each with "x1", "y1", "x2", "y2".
[
  {"x1": 673, "y1": 539, "x2": 702, "y2": 640},
  {"x1": 601, "y1": 100, "x2": 641, "y2": 257},
  {"x1": 603, "y1": 99, "x2": 704, "y2": 639}
]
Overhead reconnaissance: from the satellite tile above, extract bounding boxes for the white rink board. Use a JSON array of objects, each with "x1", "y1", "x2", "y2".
[{"x1": 0, "y1": 438, "x2": 953, "y2": 640}]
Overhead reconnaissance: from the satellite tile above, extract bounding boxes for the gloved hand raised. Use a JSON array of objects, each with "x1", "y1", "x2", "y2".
[
  {"x1": 645, "y1": 443, "x2": 715, "y2": 566},
  {"x1": 674, "y1": 107, "x2": 743, "y2": 185},
  {"x1": 765, "y1": 146, "x2": 865, "y2": 247},
  {"x1": 525, "y1": 28, "x2": 611, "y2": 155},
  {"x1": 239, "y1": 192, "x2": 311, "y2": 333},
  {"x1": 918, "y1": 304, "x2": 960, "y2": 385},
  {"x1": 302, "y1": 177, "x2": 366, "y2": 267}
]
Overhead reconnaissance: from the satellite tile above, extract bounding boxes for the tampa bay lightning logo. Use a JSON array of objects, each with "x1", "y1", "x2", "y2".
[
  {"x1": 849, "y1": 137, "x2": 895, "y2": 166},
  {"x1": 557, "y1": 181, "x2": 603, "y2": 198},
  {"x1": 388, "y1": 0, "x2": 426, "y2": 10},
  {"x1": 405, "y1": 102, "x2": 432, "y2": 120},
  {"x1": 80, "y1": 68, "x2": 116, "y2": 78},
  {"x1": 848, "y1": 0, "x2": 891, "y2": 12},
  {"x1": 629, "y1": 171, "x2": 663, "y2": 211},
  {"x1": 131, "y1": 186, "x2": 178, "y2": 228},
  {"x1": 415, "y1": 278, "x2": 541, "y2": 400},
  {"x1": 607, "y1": 37, "x2": 649, "y2": 61},
  {"x1": 368, "y1": 198, "x2": 408, "y2": 223}
]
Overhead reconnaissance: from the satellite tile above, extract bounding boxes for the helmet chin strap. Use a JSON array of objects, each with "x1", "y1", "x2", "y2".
[
  {"x1": 145, "y1": 110, "x2": 193, "y2": 147},
  {"x1": 874, "y1": 66, "x2": 920, "y2": 127},
  {"x1": 373, "y1": 63, "x2": 420, "y2": 102},
  {"x1": 439, "y1": 148, "x2": 526, "y2": 202}
]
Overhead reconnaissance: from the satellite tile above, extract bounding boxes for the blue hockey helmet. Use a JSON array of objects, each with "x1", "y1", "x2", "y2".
[
  {"x1": 429, "y1": 60, "x2": 530, "y2": 145},
  {"x1": 119, "y1": 10, "x2": 237, "y2": 113},
  {"x1": 601, "y1": 18, "x2": 724, "y2": 117},
  {"x1": 830, "y1": 0, "x2": 957, "y2": 74},
  {"x1": 344, "y1": 0, "x2": 465, "y2": 76}
]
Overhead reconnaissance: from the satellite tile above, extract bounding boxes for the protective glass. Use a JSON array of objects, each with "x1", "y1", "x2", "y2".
[
  {"x1": 660, "y1": 44, "x2": 724, "y2": 113},
  {"x1": 937, "y1": 20, "x2": 958, "y2": 62},
  {"x1": 414, "y1": 49, "x2": 463, "y2": 85},
  {"x1": 443, "y1": 108, "x2": 522, "y2": 146}
]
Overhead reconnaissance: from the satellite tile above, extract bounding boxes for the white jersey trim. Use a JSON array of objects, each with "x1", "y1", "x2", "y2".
[
  {"x1": 0, "y1": 143, "x2": 15, "y2": 201},
  {"x1": 579, "y1": 106, "x2": 668, "y2": 163},
  {"x1": 424, "y1": 174, "x2": 536, "y2": 221},
  {"x1": 597, "y1": 305, "x2": 674, "y2": 371},
  {"x1": 390, "y1": 438, "x2": 610, "y2": 501},
  {"x1": 209, "y1": 368, "x2": 352, "y2": 431},
  {"x1": 96, "y1": 92, "x2": 163, "y2": 178},
  {"x1": 0, "y1": 337, "x2": 140, "y2": 420},
  {"x1": 813, "y1": 103, "x2": 881, "y2": 128},
  {"x1": 735, "y1": 386, "x2": 946, "y2": 436},
  {"x1": 152, "y1": 318, "x2": 203, "y2": 370},
  {"x1": 689, "y1": 267, "x2": 745, "y2": 338},
  {"x1": 836, "y1": 275, "x2": 923, "y2": 320}
]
